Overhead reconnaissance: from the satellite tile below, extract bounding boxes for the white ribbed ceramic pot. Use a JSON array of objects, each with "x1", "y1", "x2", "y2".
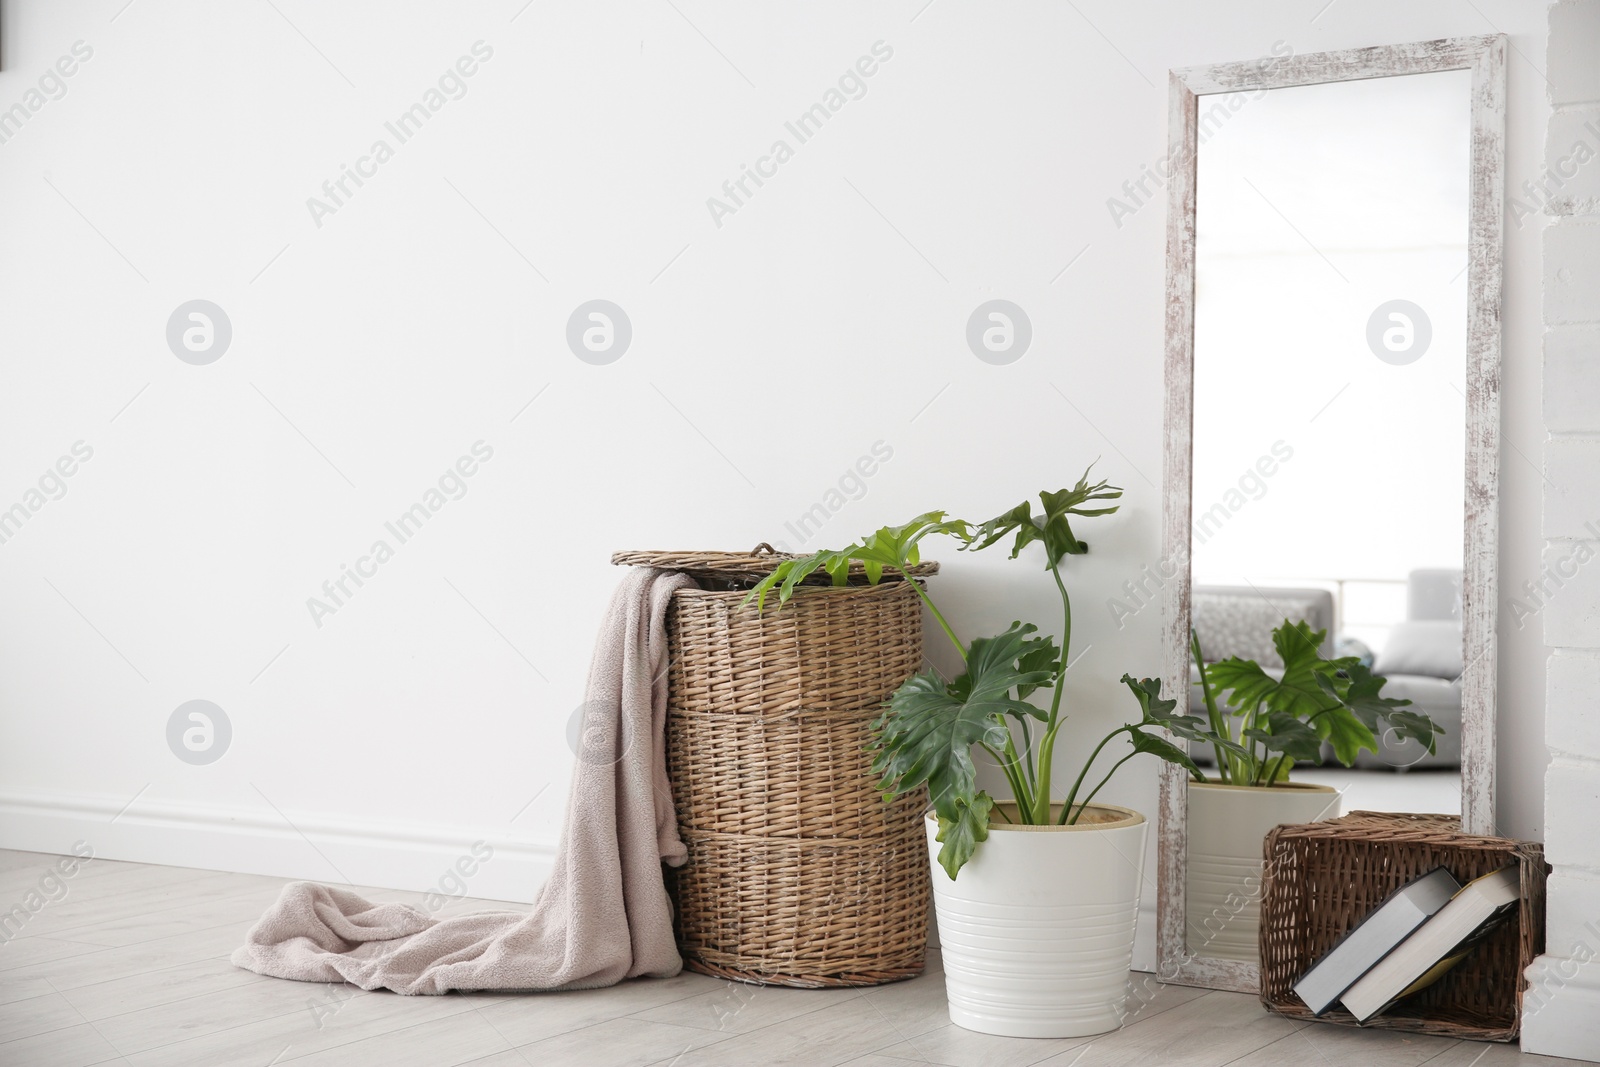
[
  {"x1": 1185, "y1": 782, "x2": 1341, "y2": 962},
  {"x1": 927, "y1": 803, "x2": 1147, "y2": 1039}
]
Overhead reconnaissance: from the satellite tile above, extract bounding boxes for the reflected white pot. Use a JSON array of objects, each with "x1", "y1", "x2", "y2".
[
  {"x1": 1185, "y1": 782, "x2": 1341, "y2": 963},
  {"x1": 927, "y1": 803, "x2": 1147, "y2": 1039}
]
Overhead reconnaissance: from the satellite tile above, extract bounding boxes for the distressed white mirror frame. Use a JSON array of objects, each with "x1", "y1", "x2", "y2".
[{"x1": 1157, "y1": 35, "x2": 1506, "y2": 993}]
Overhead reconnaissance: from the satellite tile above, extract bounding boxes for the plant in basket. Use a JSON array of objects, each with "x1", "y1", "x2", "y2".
[{"x1": 744, "y1": 468, "x2": 1217, "y2": 1038}]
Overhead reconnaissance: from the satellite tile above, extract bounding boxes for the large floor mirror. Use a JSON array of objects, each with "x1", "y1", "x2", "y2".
[{"x1": 1157, "y1": 36, "x2": 1505, "y2": 991}]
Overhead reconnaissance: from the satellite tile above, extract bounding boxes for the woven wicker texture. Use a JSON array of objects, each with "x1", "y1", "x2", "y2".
[
  {"x1": 667, "y1": 582, "x2": 924, "y2": 715},
  {"x1": 667, "y1": 705, "x2": 919, "y2": 839},
  {"x1": 1258, "y1": 810, "x2": 1547, "y2": 1041},
  {"x1": 671, "y1": 813, "x2": 930, "y2": 988},
  {"x1": 645, "y1": 556, "x2": 931, "y2": 988}
]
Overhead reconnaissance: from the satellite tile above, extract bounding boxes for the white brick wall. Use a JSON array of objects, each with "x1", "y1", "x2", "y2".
[
  {"x1": 1545, "y1": 756, "x2": 1600, "y2": 871},
  {"x1": 1542, "y1": 437, "x2": 1600, "y2": 536},
  {"x1": 1544, "y1": 109, "x2": 1600, "y2": 216},
  {"x1": 1544, "y1": 218, "x2": 1600, "y2": 324},
  {"x1": 1550, "y1": 1, "x2": 1600, "y2": 106},
  {"x1": 1525, "y1": 2, "x2": 1600, "y2": 1060},
  {"x1": 1535, "y1": 541, "x2": 1600, "y2": 647},
  {"x1": 1544, "y1": 326, "x2": 1600, "y2": 433},
  {"x1": 1546, "y1": 649, "x2": 1600, "y2": 757},
  {"x1": 1544, "y1": 868, "x2": 1600, "y2": 959}
]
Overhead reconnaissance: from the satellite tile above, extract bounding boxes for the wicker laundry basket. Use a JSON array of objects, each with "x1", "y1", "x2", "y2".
[{"x1": 612, "y1": 548, "x2": 935, "y2": 987}]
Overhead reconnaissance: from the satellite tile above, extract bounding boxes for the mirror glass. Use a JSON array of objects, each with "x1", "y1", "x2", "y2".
[{"x1": 1189, "y1": 70, "x2": 1473, "y2": 822}]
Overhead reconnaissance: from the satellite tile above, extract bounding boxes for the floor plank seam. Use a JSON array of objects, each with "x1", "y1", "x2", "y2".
[
  {"x1": 1211, "y1": 1021, "x2": 1313, "y2": 1067},
  {"x1": 1416, "y1": 1038, "x2": 1467, "y2": 1065}
]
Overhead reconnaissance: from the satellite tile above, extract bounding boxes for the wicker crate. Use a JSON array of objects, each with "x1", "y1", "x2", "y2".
[
  {"x1": 614, "y1": 549, "x2": 934, "y2": 988},
  {"x1": 1259, "y1": 811, "x2": 1547, "y2": 1041}
]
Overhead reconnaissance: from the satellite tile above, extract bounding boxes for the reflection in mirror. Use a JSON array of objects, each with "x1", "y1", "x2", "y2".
[{"x1": 1189, "y1": 69, "x2": 1473, "y2": 831}]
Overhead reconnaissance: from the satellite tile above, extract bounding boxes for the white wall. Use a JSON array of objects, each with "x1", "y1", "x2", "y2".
[
  {"x1": 1524, "y1": 1, "x2": 1600, "y2": 1058},
  {"x1": 0, "y1": 0, "x2": 1551, "y2": 951}
]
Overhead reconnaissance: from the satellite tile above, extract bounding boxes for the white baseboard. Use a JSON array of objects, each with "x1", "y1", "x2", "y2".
[
  {"x1": 0, "y1": 789, "x2": 557, "y2": 905},
  {"x1": 1522, "y1": 954, "x2": 1600, "y2": 1063}
]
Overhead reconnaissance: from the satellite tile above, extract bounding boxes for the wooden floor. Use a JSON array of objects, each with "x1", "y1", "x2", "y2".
[{"x1": 0, "y1": 849, "x2": 1587, "y2": 1067}]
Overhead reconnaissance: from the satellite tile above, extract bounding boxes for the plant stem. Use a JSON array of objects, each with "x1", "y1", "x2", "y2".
[
  {"x1": 1190, "y1": 630, "x2": 1227, "y2": 784},
  {"x1": 1031, "y1": 564, "x2": 1074, "y2": 820},
  {"x1": 1032, "y1": 718, "x2": 1059, "y2": 825},
  {"x1": 1067, "y1": 751, "x2": 1137, "y2": 824},
  {"x1": 908, "y1": 579, "x2": 965, "y2": 662},
  {"x1": 998, "y1": 730, "x2": 1035, "y2": 823},
  {"x1": 1015, "y1": 716, "x2": 1038, "y2": 795},
  {"x1": 1251, "y1": 750, "x2": 1272, "y2": 786},
  {"x1": 1055, "y1": 566, "x2": 1074, "y2": 680},
  {"x1": 1242, "y1": 701, "x2": 1262, "y2": 784},
  {"x1": 981, "y1": 740, "x2": 1032, "y2": 823},
  {"x1": 1056, "y1": 725, "x2": 1134, "y2": 824}
]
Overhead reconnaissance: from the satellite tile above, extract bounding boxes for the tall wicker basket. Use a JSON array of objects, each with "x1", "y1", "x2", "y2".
[{"x1": 612, "y1": 549, "x2": 934, "y2": 988}]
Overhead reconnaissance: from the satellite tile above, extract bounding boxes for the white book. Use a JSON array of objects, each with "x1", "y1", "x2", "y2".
[
  {"x1": 1340, "y1": 866, "x2": 1521, "y2": 1023},
  {"x1": 1292, "y1": 867, "x2": 1462, "y2": 1015}
]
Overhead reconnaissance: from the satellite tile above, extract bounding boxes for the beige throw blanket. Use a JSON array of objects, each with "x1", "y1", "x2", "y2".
[{"x1": 231, "y1": 567, "x2": 696, "y2": 994}]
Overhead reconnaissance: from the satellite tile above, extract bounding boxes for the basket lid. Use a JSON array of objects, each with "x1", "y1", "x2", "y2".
[{"x1": 611, "y1": 544, "x2": 938, "y2": 586}]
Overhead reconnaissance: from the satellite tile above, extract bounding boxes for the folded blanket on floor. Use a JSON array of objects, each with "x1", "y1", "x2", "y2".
[{"x1": 230, "y1": 567, "x2": 697, "y2": 994}]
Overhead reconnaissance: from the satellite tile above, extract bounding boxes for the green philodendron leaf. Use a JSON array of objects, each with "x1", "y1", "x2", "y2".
[
  {"x1": 966, "y1": 502, "x2": 1043, "y2": 560},
  {"x1": 963, "y1": 467, "x2": 1122, "y2": 571},
  {"x1": 1314, "y1": 706, "x2": 1380, "y2": 767},
  {"x1": 1127, "y1": 728, "x2": 1204, "y2": 780},
  {"x1": 742, "y1": 551, "x2": 834, "y2": 612},
  {"x1": 1205, "y1": 620, "x2": 1356, "y2": 721},
  {"x1": 870, "y1": 623, "x2": 1054, "y2": 878},
  {"x1": 934, "y1": 791, "x2": 995, "y2": 880},
  {"x1": 1120, "y1": 674, "x2": 1177, "y2": 721},
  {"x1": 960, "y1": 623, "x2": 1055, "y2": 720},
  {"x1": 869, "y1": 672, "x2": 987, "y2": 817},
  {"x1": 1123, "y1": 674, "x2": 1252, "y2": 763},
  {"x1": 1120, "y1": 675, "x2": 1228, "y2": 781},
  {"x1": 1318, "y1": 663, "x2": 1436, "y2": 742},
  {"x1": 823, "y1": 553, "x2": 854, "y2": 586},
  {"x1": 741, "y1": 512, "x2": 972, "y2": 613},
  {"x1": 1175, "y1": 719, "x2": 1254, "y2": 763},
  {"x1": 1244, "y1": 710, "x2": 1325, "y2": 763},
  {"x1": 1014, "y1": 633, "x2": 1061, "y2": 701},
  {"x1": 1313, "y1": 662, "x2": 1438, "y2": 762},
  {"x1": 1385, "y1": 708, "x2": 1443, "y2": 754}
]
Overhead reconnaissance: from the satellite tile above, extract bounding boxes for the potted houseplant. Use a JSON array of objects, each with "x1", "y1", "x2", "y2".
[
  {"x1": 1183, "y1": 621, "x2": 1444, "y2": 963},
  {"x1": 746, "y1": 470, "x2": 1211, "y2": 1038}
]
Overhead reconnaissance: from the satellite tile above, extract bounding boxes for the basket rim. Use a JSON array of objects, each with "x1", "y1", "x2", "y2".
[
  {"x1": 612, "y1": 547, "x2": 939, "y2": 583},
  {"x1": 1264, "y1": 812, "x2": 1540, "y2": 850}
]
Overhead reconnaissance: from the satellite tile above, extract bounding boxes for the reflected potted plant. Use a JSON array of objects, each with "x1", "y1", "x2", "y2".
[
  {"x1": 746, "y1": 470, "x2": 1207, "y2": 1039},
  {"x1": 1182, "y1": 621, "x2": 1444, "y2": 963}
]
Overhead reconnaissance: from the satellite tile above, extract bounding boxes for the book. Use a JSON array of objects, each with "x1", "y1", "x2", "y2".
[
  {"x1": 1340, "y1": 866, "x2": 1522, "y2": 1023},
  {"x1": 1292, "y1": 866, "x2": 1462, "y2": 1015}
]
